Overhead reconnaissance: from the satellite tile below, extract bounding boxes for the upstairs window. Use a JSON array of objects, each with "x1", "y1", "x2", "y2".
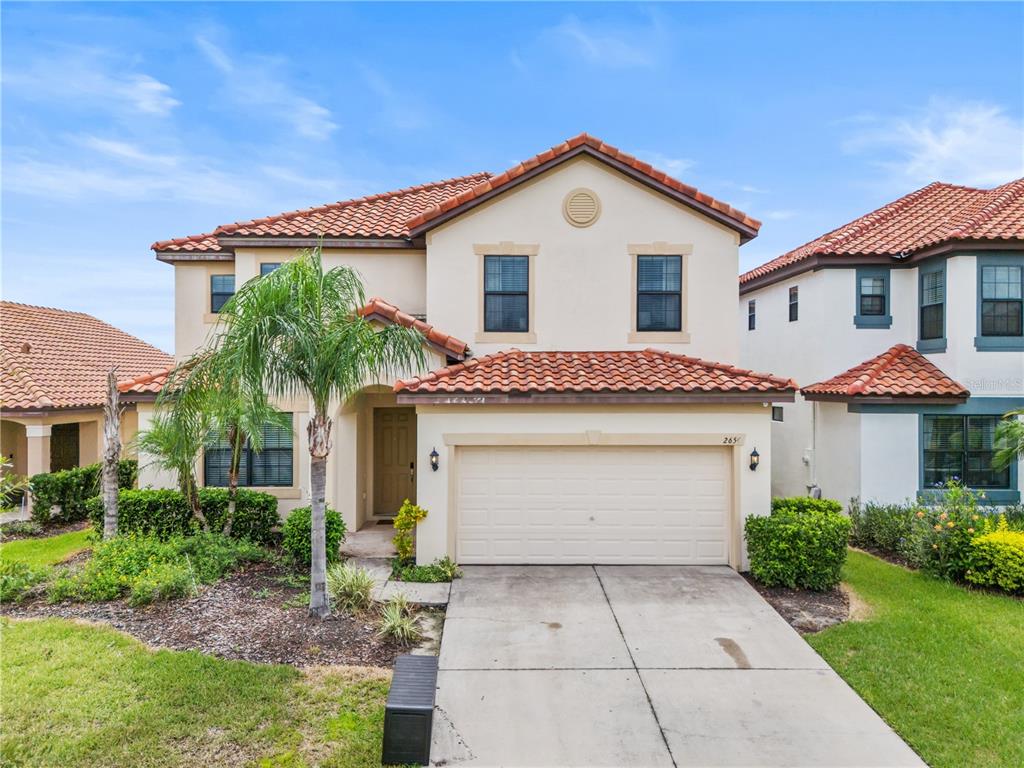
[
  {"x1": 788, "y1": 286, "x2": 799, "y2": 322},
  {"x1": 747, "y1": 300, "x2": 756, "y2": 330},
  {"x1": 484, "y1": 255, "x2": 529, "y2": 332},
  {"x1": 772, "y1": 406, "x2": 784, "y2": 422},
  {"x1": 260, "y1": 262, "x2": 282, "y2": 277},
  {"x1": 855, "y1": 268, "x2": 892, "y2": 328},
  {"x1": 919, "y1": 264, "x2": 945, "y2": 345},
  {"x1": 636, "y1": 255, "x2": 682, "y2": 332},
  {"x1": 210, "y1": 274, "x2": 235, "y2": 313},
  {"x1": 923, "y1": 415, "x2": 1009, "y2": 489},
  {"x1": 980, "y1": 264, "x2": 1023, "y2": 337},
  {"x1": 204, "y1": 418, "x2": 294, "y2": 487}
]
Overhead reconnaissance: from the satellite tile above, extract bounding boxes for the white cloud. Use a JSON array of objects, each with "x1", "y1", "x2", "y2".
[
  {"x1": 195, "y1": 34, "x2": 338, "y2": 141},
  {"x1": 761, "y1": 209, "x2": 798, "y2": 221},
  {"x1": 3, "y1": 47, "x2": 179, "y2": 117},
  {"x1": 5, "y1": 136, "x2": 348, "y2": 207},
  {"x1": 358, "y1": 66, "x2": 430, "y2": 132},
  {"x1": 636, "y1": 150, "x2": 695, "y2": 179},
  {"x1": 842, "y1": 99, "x2": 1024, "y2": 188},
  {"x1": 543, "y1": 14, "x2": 662, "y2": 69}
]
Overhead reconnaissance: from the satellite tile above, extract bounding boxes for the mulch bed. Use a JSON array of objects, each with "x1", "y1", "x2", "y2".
[
  {"x1": 1, "y1": 561, "x2": 404, "y2": 667},
  {"x1": 742, "y1": 573, "x2": 849, "y2": 634}
]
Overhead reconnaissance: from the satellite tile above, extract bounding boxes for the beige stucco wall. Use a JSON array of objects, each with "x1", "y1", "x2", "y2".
[
  {"x1": 413, "y1": 403, "x2": 774, "y2": 569},
  {"x1": 173, "y1": 248, "x2": 426, "y2": 361},
  {"x1": 1, "y1": 420, "x2": 28, "y2": 476},
  {"x1": 425, "y1": 156, "x2": 744, "y2": 361}
]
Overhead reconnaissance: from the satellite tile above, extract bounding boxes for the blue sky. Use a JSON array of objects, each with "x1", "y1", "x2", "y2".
[{"x1": 3, "y1": 2, "x2": 1022, "y2": 353}]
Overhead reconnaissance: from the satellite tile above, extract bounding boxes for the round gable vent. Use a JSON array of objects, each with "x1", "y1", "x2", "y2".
[{"x1": 562, "y1": 188, "x2": 601, "y2": 227}]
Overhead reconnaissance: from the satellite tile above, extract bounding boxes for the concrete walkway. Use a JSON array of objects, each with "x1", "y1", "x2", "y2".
[
  {"x1": 342, "y1": 521, "x2": 451, "y2": 607},
  {"x1": 431, "y1": 565, "x2": 923, "y2": 768}
]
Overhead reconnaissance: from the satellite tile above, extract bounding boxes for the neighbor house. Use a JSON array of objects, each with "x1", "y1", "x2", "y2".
[
  {"x1": 151, "y1": 133, "x2": 796, "y2": 568},
  {"x1": 0, "y1": 302, "x2": 173, "y2": 502},
  {"x1": 739, "y1": 180, "x2": 1024, "y2": 507}
]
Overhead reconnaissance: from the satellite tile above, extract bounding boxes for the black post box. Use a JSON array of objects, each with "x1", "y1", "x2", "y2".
[{"x1": 382, "y1": 654, "x2": 438, "y2": 766}]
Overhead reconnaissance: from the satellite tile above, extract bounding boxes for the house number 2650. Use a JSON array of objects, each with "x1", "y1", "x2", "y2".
[{"x1": 722, "y1": 436, "x2": 741, "y2": 445}]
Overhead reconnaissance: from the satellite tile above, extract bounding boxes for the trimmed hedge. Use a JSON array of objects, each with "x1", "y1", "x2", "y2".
[
  {"x1": 30, "y1": 460, "x2": 137, "y2": 525},
  {"x1": 966, "y1": 530, "x2": 1024, "y2": 594},
  {"x1": 745, "y1": 496, "x2": 851, "y2": 591},
  {"x1": 281, "y1": 506, "x2": 345, "y2": 566},
  {"x1": 86, "y1": 487, "x2": 279, "y2": 543}
]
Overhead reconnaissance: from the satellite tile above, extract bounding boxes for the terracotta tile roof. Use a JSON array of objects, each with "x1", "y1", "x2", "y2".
[
  {"x1": 1, "y1": 302, "x2": 173, "y2": 411},
  {"x1": 151, "y1": 232, "x2": 224, "y2": 254},
  {"x1": 117, "y1": 368, "x2": 172, "y2": 396},
  {"x1": 801, "y1": 344, "x2": 969, "y2": 400},
  {"x1": 406, "y1": 133, "x2": 761, "y2": 239},
  {"x1": 151, "y1": 174, "x2": 492, "y2": 253},
  {"x1": 741, "y1": 178, "x2": 1024, "y2": 286},
  {"x1": 395, "y1": 349, "x2": 796, "y2": 397},
  {"x1": 358, "y1": 298, "x2": 469, "y2": 360}
]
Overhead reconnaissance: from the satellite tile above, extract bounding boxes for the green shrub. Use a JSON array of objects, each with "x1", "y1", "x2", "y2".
[
  {"x1": 281, "y1": 506, "x2": 345, "y2": 567},
  {"x1": 0, "y1": 560, "x2": 48, "y2": 603},
  {"x1": 771, "y1": 496, "x2": 843, "y2": 516},
  {"x1": 391, "y1": 556, "x2": 462, "y2": 583},
  {"x1": 196, "y1": 488, "x2": 280, "y2": 545},
  {"x1": 745, "y1": 497, "x2": 851, "y2": 591},
  {"x1": 377, "y1": 594, "x2": 420, "y2": 645},
  {"x1": 966, "y1": 529, "x2": 1024, "y2": 594},
  {"x1": 129, "y1": 561, "x2": 195, "y2": 606},
  {"x1": 86, "y1": 488, "x2": 278, "y2": 543},
  {"x1": 88, "y1": 489, "x2": 192, "y2": 539},
  {"x1": 0, "y1": 520, "x2": 43, "y2": 539},
  {"x1": 326, "y1": 562, "x2": 375, "y2": 614},
  {"x1": 30, "y1": 460, "x2": 136, "y2": 525},
  {"x1": 1000, "y1": 504, "x2": 1024, "y2": 529},
  {"x1": 47, "y1": 532, "x2": 264, "y2": 605},
  {"x1": 392, "y1": 499, "x2": 427, "y2": 562},
  {"x1": 848, "y1": 498, "x2": 923, "y2": 563}
]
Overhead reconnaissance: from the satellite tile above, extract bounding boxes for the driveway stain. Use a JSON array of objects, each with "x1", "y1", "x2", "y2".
[
  {"x1": 545, "y1": 621, "x2": 562, "y2": 630},
  {"x1": 715, "y1": 637, "x2": 751, "y2": 668}
]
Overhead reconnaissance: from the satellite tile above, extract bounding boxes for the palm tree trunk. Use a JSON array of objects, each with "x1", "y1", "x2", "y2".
[
  {"x1": 308, "y1": 411, "x2": 332, "y2": 618},
  {"x1": 101, "y1": 369, "x2": 120, "y2": 539},
  {"x1": 224, "y1": 426, "x2": 241, "y2": 537},
  {"x1": 183, "y1": 473, "x2": 208, "y2": 531}
]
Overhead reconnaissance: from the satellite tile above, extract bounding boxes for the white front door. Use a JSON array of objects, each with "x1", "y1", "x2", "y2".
[{"x1": 455, "y1": 445, "x2": 732, "y2": 564}]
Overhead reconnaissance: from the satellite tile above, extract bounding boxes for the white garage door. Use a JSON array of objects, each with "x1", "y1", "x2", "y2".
[{"x1": 456, "y1": 445, "x2": 732, "y2": 564}]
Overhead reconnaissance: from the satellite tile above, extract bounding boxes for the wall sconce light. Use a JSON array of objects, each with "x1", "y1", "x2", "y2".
[
  {"x1": 430, "y1": 448, "x2": 440, "y2": 472},
  {"x1": 749, "y1": 448, "x2": 760, "y2": 472}
]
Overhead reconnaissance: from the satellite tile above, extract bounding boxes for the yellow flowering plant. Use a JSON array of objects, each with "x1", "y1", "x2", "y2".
[{"x1": 914, "y1": 480, "x2": 984, "y2": 581}]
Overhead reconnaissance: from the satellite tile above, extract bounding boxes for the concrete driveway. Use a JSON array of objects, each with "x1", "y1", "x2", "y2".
[{"x1": 431, "y1": 566, "x2": 923, "y2": 767}]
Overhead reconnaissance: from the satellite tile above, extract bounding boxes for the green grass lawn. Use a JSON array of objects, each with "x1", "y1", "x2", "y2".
[
  {"x1": 808, "y1": 550, "x2": 1024, "y2": 768},
  {"x1": 0, "y1": 528, "x2": 92, "y2": 567},
  {"x1": 0, "y1": 618, "x2": 391, "y2": 768}
]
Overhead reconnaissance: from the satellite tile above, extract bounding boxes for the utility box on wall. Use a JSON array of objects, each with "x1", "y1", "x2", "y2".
[{"x1": 382, "y1": 654, "x2": 438, "y2": 766}]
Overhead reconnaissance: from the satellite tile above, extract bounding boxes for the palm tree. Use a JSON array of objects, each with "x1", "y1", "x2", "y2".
[
  {"x1": 994, "y1": 408, "x2": 1024, "y2": 471},
  {"x1": 167, "y1": 355, "x2": 290, "y2": 536},
  {"x1": 136, "y1": 403, "x2": 208, "y2": 529},
  {"x1": 210, "y1": 246, "x2": 426, "y2": 617}
]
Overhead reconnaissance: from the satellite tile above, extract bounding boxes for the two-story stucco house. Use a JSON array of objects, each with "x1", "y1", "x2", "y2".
[
  {"x1": 739, "y1": 180, "x2": 1024, "y2": 508},
  {"x1": 151, "y1": 133, "x2": 796, "y2": 568}
]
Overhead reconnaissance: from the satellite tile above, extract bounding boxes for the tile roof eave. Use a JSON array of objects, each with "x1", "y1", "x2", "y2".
[
  {"x1": 396, "y1": 389, "x2": 797, "y2": 404},
  {"x1": 407, "y1": 135, "x2": 760, "y2": 242},
  {"x1": 738, "y1": 237, "x2": 1024, "y2": 294},
  {"x1": 800, "y1": 392, "x2": 969, "y2": 404}
]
